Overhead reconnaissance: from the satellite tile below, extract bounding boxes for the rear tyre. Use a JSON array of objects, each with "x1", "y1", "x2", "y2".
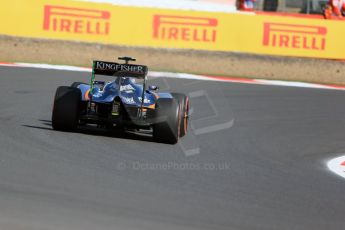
[
  {"x1": 153, "y1": 98, "x2": 181, "y2": 144},
  {"x1": 52, "y1": 86, "x2": 81, "y2": 131},
  {"x1": 171, "y1": 93, "x2": 189, "y2": 137}
]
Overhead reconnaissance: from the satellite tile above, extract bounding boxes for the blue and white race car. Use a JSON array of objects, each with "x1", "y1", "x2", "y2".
[{"x1": 52, "y1": 57, "x2": 189, "y2": 144}]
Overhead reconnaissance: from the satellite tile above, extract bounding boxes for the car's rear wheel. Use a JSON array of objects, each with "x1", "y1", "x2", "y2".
[
  {"x1": 52, "y1": 86, "x2": 81, "y2": 131},
  {"x1": 171, "y1": 93, "x2": 189, "y2": 137},
  {"x1": 153, "y1": 98, "x2": 181, "y2": 144}
]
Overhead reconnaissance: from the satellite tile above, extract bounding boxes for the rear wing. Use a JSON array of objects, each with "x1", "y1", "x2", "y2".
[
  {"x1": 92, "y1": 60, "x2": 148, "y2": 78},
  {"x1": 90, "y1": 58, "x2": 148, "y2": 119}
]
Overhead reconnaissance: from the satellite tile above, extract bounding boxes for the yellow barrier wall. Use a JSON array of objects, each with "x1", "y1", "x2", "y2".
[{"x1": 0, "y1": 0, "x2": 344, "y2": 59}]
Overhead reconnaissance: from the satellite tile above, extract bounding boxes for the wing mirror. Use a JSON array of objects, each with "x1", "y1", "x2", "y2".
[
  {"x1": 94, "y1": 81, "x2": 105, "y2": 90},
  {"x1": 148, "y1": 85, "x2": 159, "y2": 91}
]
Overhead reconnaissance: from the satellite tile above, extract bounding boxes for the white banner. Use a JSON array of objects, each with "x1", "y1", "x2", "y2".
[{"x1": 77, "y1": 0, "x2": 238, "y2": 12}]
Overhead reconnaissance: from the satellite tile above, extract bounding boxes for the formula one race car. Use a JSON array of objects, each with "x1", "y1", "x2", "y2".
[{"x1": 52, "y1": 57, "x2": 189, "y2": 144}]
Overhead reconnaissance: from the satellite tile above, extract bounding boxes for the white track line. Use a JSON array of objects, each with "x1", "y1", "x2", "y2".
[
  {"x1": 327, "y1": 156, "x2": 345, "y2": 180},
  {"x1": 1, "y1": 62, "x2": 345, "y2": 91}
]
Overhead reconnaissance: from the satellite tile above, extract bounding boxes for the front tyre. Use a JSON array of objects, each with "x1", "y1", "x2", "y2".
[
  {"x1": 52, "y1": 86, "x2": 81, "y2": 131},
  {"x1": 71, "y1": 82, "x2": 88, "y2": 88}
]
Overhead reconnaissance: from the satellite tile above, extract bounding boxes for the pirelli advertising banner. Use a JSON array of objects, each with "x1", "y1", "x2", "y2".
[{"x1": 0, "y1": 0, "x2": 344, "y2": 59}]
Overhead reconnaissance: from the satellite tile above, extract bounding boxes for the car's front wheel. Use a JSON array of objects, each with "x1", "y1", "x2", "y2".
[{"x1": 71, "y1": 82, "x2": 88, "y2": 88}]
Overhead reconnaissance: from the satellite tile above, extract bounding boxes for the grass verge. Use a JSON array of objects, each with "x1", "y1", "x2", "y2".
[{"x1": 1, "y1": 35, "x2": 345, "y2": 85}]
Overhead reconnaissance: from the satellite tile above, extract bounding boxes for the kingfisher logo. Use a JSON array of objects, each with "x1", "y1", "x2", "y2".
[
  {"x1": 43, "y1": 5, "x2": 110, "y2": 35},
  {"x1": 263, "y1": 23, "x2": 327, "y2": 50},
  {"x1": 153, "y1": 15, "x2": 217, "y2": 42}
]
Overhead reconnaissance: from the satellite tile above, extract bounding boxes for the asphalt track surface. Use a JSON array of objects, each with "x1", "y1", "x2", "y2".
[{"x1": 1, "y1": 66, "x2": 345, "y2": 230}]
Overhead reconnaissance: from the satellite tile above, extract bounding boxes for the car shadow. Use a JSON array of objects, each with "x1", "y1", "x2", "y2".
[{"x1": 23, "y1": 120, "x2": 157, "y2": 143}]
